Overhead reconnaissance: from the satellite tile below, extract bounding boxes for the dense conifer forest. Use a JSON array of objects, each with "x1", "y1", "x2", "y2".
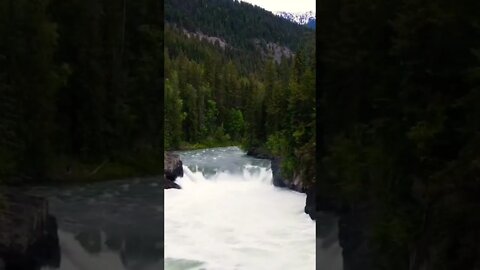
[
  {"x1": 319, "y1": 0, "x2": 480, "y2": 269},
  {"x1": 0, "y1": 0, "x2": 162, "y2": 182},
  {"x1": 3, "y1": 0, "x2": 478, "y2": 268},
  {"x1": 165, "y1": 0, "x2": 312, "y2": 51},
  {"x1": 164, "y1": 0, "x2": 316, "y2": 184},
  {"x1": 0, "y1": 0, "x2": 315, "y2": 186}
]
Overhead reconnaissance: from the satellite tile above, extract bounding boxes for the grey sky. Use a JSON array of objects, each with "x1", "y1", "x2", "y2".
[{"x1": 239, "y1": 0, "x2": 315, "y2": 13}]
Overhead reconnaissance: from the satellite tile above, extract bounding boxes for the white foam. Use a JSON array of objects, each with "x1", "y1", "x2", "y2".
[{"x1": 165, "y1": 164, "x2": 315, "y2": 270}]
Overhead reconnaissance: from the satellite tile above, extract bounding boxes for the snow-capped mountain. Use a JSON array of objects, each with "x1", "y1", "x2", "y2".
[{"x1": 275, "y1": 11, "x2": 315, "y2": 28}]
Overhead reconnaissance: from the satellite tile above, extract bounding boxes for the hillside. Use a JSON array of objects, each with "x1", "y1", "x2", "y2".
[
  {"x1": 164, "y1": 0, "x2": 316, "y2": 191},
  {"x1": 0, "y1": 0, "x2": 162, "y2": 182},
  {"x1": 319, "y1": 0, "x2": 480, "y2": 269},
  {"x1": 164, "y1": 0, "x2": 314, "y2": 52}
]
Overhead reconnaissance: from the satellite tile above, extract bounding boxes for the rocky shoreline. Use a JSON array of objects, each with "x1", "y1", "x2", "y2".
[
  {"x1": 163, "y1": 148, "x2": 318, "y2": 222},
  {"x1": 164, "y1": 152, "x2": 183, "y2": 189},
  {"x1": 245, "y1": 148, "x2": 317, "y2": 220},
  {"x1": 0, "y1": 190, "x2": 60, "y2": 270},
  {"x1": 316, "y1": 187, "x2": 373, "y2": 270},
  {"x1": 163, "y1": 149, "x2": 317, "y2": 220},
  {"x1": 246, "y1": 148, "x2": 371, "y2": 269}
]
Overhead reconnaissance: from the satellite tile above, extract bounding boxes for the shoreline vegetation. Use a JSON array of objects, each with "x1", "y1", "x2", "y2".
[
  {"x1": 1, "y1": 155, "x2": 164, "y2": 186},
  {"x1": 164, "y1": 0, "x2": 316, "y2": 193},
  {"x1": 170, "y1": 141, "x2": 241, "y2": 151},
  {"x1": 319, "y1": 1, "x2": 480, "y2": 269},
  {"x1": 0, "y1": 0, "x2": 162, "y2": 186}
]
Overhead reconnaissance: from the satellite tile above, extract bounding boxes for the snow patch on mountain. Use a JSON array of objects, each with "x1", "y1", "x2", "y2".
[{"x1": 275, "y1": 11, "x2": 315, "y2": 26}]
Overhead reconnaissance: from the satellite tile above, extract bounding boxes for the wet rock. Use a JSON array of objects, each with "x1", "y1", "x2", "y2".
[
  {"x1": 247, "y1": 148, "x2": 306, "y2": 191},
  {"x1": 0, "y1": 190, "x2": 60, "y2": 269},
  {"x1": 304, "y1": 187, "x2": 316, "y2": 220},
  {"x1": 164, "y1": 152, "x2": 183, "y2": 189},
  {"x1": 246, "y1": 147, "x2": 289, "y2": 189},
  {"x1": 164, "y1": 179, "x2": 181, "y2": 189},
  {"x1": 247, "y1": 147, "x2": 314, "y2": 222},
  {"x1": 290, "y1": 173, "x2": 306, "y2": 192},
  {"x1": 246, "y1": 147, "x2": 272, "y2": 160},
  {"x1": 269, "y1": 157, "x2": 307, "y2": 192},
  {"x1": 164, "y1": 152, "x2": 183, "y2": 181},
  {"x1": 271, "y1": 157, "x2": 287, "y2": 188}
]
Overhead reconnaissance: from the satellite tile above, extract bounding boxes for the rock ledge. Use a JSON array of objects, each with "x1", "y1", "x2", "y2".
[{"x1": 164, "y1": 152, "x2": 183, "y2": 189}]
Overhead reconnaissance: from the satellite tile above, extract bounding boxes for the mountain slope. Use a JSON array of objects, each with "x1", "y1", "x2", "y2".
[{"x1": 164, "y1": 0, "x2": 314, "y2": 52}]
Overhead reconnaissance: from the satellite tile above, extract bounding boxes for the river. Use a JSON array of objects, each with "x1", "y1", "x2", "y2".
[
  {"x1": 26, "y1": 146, "x2": 342, "y2": 270},
  {"x1": 165, "y1": 146, "x2": 318, "y2": 270},
  {"x1": 31, "y1": 177, "x2": 164, "y2": 270}
]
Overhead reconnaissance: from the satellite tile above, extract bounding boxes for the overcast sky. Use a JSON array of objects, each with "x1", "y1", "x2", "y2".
[{"x1": 239, "y1": 0, "x2": 315, "y2": 13}]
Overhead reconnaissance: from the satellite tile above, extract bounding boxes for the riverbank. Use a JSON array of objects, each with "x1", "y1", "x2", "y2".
[
  {"x1": 168, "y1": 141, "x2": 241, "y2": 151},
  {"x1": 1, "y1": 154, "x2": 163, "y2": 186},
  {"x1": 165, "y1": 146, "x2": 316, "y2": 269},
  {"x1": 23, "y1": 176, "x2": 164, "y2": 269},
  {"x1": 0, "y1": 191, "x2": 60, "y2": 269},
  {"x1": 243, "y1": 147, "x2": 317, "y2": 220}
]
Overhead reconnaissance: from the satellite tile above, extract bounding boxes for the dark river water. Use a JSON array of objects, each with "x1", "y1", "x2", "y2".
[{"x1": 30, "y1": 178, "x2": 163, "y2": 270}]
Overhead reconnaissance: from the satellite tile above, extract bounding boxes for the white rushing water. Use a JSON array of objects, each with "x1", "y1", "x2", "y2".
[{"x1": 164, "y1": 147, "x2": 315, "y2": 270}]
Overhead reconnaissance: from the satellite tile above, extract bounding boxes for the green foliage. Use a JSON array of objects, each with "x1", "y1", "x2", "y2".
[
  {"x1": 0, "y1": 0, "x2": 162, "y2": 182},
  {"x1": 0, "y1": 0, "x2": 315, "y2": 195},
  {"x1": 323, "y1": 135, "x2": 366, "y2": 203},
  {"x1": 164, "y1": 1, "x2": 316, "y2": 188},
  {"x1": 266, "y1": 132, "x2": 289, "y2": 157},
  {"x1": 164, "y1": 72, "x2": 185, "y2": 149},
  {"x1": 204, "y1": 99, "x2": 219, "y2": 135},
  {"x1": 165, "y1": 0, "x2": 313, "y2": 52},
  {"x1": 164, "y1": 10, "x2": 316, "y2": 187},
  {"x1": 0, "y1": 0, "x2": 62, "y2": 180},
  {"x1": 225, "y1": 109, "x2": 245, "y2": 140},
  {"x1": 319, "y1": 0, "x2": 480, "y2": 268}
]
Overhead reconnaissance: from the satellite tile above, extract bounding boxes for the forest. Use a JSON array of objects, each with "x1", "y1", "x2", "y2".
[
  {"x1": 319, "y1": 0, "x2": 480, "y2": 269},
  {"x1": 0, "y1": 0, "x2": 315, "y2": 187},
  {"x1": 164, "y1": 0, "x2": 316, "y2": 185},
  {"x1": 3, "y1": 0, "x2": 478, "y2": 268},
  {"x1": 165, "y1": 0, "x2": 312, "y2": 52},
  {"x1": 0, "y1": 0, "x2": 162, "y2": 183}
]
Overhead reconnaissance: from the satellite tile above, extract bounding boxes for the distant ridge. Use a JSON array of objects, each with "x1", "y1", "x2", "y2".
[
  {"x1": 275, "y1": 11, "x2": 316, "y2": 29},
  {"x1": 165, "y1": 0, "x2": 314, "y2": 51},
  {"x1": 275, "y1": 11, "x2": 315, "y2": 25}
]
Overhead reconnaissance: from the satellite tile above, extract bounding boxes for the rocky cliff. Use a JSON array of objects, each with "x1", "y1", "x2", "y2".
[
  {"x1": 164, "y1": 152, "x2": 183, "y2": 189},
  {"x1": 0, "y1": 190, "x2": 60, "y2": 269},
  {"x1": 246, "y1": 148, "x2": 316, "y2": 220}
]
